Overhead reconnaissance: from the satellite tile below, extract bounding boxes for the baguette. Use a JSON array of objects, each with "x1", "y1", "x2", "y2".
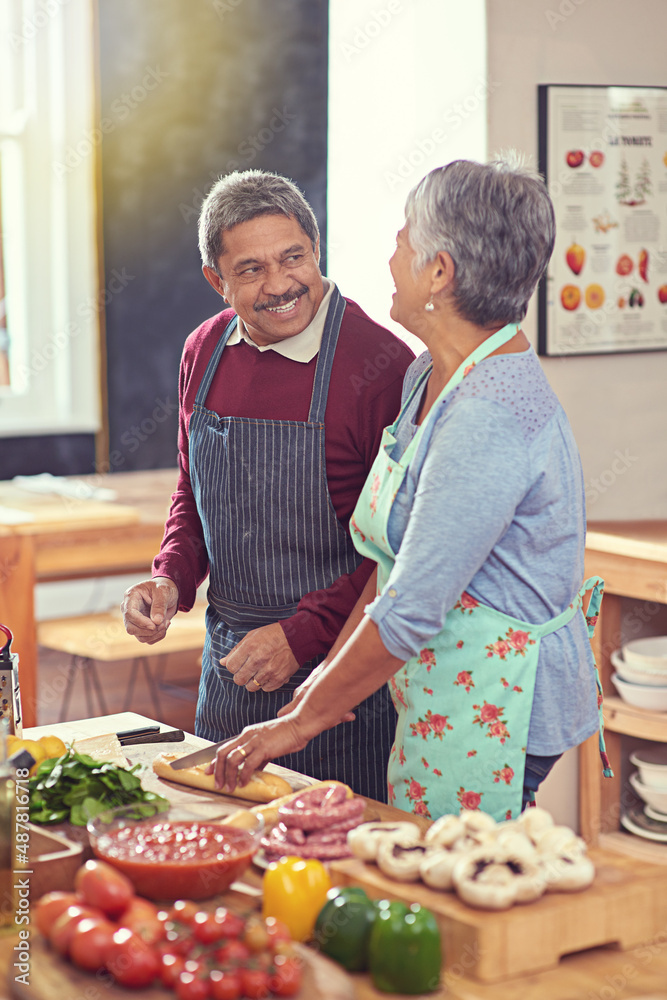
[
  {"x1": 152, "y1": 751, "x2": 292, "y2": 803},
  {"x1": 224, "y1": 780, "x2": 354, "y2": 831}
]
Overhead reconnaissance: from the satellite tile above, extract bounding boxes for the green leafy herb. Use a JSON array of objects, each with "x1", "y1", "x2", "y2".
[{"x1": 28, "y1": 751, "x2": 170, "y2": 826}]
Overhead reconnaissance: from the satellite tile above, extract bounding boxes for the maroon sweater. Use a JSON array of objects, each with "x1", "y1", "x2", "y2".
[{"x1": 153, "y1": 297, "x2": 414, "y2": 664}]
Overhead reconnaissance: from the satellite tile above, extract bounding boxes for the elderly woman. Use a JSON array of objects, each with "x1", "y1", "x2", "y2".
[{"x1": 210, "y1": 154, "x2": 611, "y2": 821}]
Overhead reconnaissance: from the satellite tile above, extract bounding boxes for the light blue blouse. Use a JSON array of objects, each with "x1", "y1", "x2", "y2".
[{"x1": 365, "y1": 347, "x2": 599, "y2": 755}]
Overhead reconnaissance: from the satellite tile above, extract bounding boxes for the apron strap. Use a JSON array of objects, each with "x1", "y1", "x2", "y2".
[
  {"x1": 194, "y1": 316, "x2": 239, "y2": 406},
  {"x1": 307, "y1": 287, "x2": 346, "y2": 424},
  {"x1": 578, "y1": 576, "x2": 613, "y2": 779}
]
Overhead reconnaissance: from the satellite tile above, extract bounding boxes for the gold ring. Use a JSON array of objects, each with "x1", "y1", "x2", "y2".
[
  {"x1": 236, "y1": 746, "x2": 247, "y2": 759},
  {"x1": 250, "y1": 678, "x2": 261, "y2": 690}
]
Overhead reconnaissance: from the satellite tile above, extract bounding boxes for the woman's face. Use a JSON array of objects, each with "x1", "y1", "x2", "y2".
[{"x1": 389, "y1": 224, "x2": 430, "y2": 332}]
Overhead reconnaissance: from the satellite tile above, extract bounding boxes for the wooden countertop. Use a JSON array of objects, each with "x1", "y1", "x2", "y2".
[
  {"x1": 587, "y1": 519, "x2": 667, "y2": 562},
  {"x1": 6, "y1": 713, "x2": 667, "y2": 1000}
]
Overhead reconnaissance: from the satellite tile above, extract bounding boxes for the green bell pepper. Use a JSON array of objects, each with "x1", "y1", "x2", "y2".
[
  {"x1": 368, "y1": 900, "x2": 441, "y2": 994},
  {"x1": 313, "y1": 886, "x2": 379, "y2": 972}
]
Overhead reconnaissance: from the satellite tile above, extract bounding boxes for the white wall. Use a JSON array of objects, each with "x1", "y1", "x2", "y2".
[
  {"x1": 487, "y1": 0, "x2": 667, "y2": 521},
  {"x1": 486, "y1": 0, "x2": 667, "y2": 829}
]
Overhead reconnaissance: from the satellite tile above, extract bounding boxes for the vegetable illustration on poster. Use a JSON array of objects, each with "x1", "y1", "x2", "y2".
[{"x1": 538, "y1": 85, "x2": 667, "y2": 356}]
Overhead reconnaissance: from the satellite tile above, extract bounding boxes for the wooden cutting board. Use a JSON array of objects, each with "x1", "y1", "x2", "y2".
[
  {"x1": 329, "y1": 847, "x2": 667, "y2": 984},
  {"x1": 7, "y1": 882, "x2": 355, "y2": 1000}
]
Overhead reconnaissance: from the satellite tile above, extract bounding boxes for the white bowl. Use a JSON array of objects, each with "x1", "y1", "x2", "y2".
[
  {"x1": 629, "y1": 749, "x2": 667, "y2": 789},
  {"x1": 610, "y1": 674, "x2": 667, "y2": 711},
  {"x1": 629, "y1": 772, "x2": 667, "y2": 813},
  {"x1": 611, "y1": 650, "x2": 667, "y2": 687},
  {"x1": 623, "y1": 637, "x2": 667, "y2": 671}
]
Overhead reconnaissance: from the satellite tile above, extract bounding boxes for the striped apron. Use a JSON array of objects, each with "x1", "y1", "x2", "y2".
[{"x1": 190, "y1": 288, "x2": 396, "y2": 800}]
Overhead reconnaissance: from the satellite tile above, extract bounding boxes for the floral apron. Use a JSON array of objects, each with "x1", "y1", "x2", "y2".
[{"x1": 350, "y1": 322, "x2": 611, "y2": 821}]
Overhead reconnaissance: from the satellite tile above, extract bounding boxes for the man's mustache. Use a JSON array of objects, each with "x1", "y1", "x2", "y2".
[{"x1": 255, "y1": 285, "x2": 309, "y2": 312}]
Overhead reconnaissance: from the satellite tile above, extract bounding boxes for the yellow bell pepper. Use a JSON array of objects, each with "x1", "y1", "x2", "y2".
[{"x1": 262, "y1": 856, "x2": 332, "y2": 942}]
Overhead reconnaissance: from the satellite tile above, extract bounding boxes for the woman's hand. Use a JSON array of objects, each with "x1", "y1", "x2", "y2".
[
  {"x1": 206, "y1": 716, "x2": 309, "y2": 792},
  {"x1": 277, "y1": 663, "x2": 356, "y2": 722}
]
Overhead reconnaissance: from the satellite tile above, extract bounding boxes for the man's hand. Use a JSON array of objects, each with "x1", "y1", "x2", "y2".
[
  {"x1": 277, "y1": 661, "x2": 356, "y2": 722},
  {"x1": 220, "y1": 623, "x2": 299, "y2": 693},
  {"x1": 121, "y1": 577, "x2": 179, "y2": 644}
]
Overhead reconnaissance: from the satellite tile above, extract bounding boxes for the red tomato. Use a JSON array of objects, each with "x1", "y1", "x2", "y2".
[
  {"x1": 264, "y1": 917, "x2": 292, "y2": 949},
  {"x1": 161, "y1": 952, "x2": 187, "y2": 988},
  {"x1": 163, "y1": 921, "x2": 196, "y2": 957},
  {"x1": 49, "y1": 904, "x2": 99, "y2": 956},
  {"x1": 119, "y1": 896, "x2": 165, "y2": 945},
  {"x1": 168, "y1": 899, "x2": 199, "y2": 924},
  {"x1": 209, "y1": 969, "x2": 242, "y2": 1000},
  {"x1": 215, "y1": 939, "x2": 251, "y2": 966},
  {"x1": 35, "y1": 892, "x2": 81, "y2": 938},
  {"x1": 69, "y1": 916, "x2": 116, "y2": 972},
  {"x1": 239, "y1": 967, "x2": 271, "y2": 999},
  {"x1": 106, "y1": 927, "x2": 160, "y2": 988},
  {"x1": 176, "y1": 971, "x2": 210, "y2": 1000},
  {"x1": 74, "y1": 860, "x2": 134, "y2": 918},
  {"x1": 269, "y1": 955, "x2": 303, "y2": 997},
  {"x1": 192, "y1": 910, "x2": 230, "y2": 945},
  {"x1": 212, "y1": 907, "x2": 244, "y2": 939}
]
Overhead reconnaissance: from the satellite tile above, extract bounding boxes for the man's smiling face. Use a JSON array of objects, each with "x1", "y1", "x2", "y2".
[{"x1": 203, "y1": 213, "x2": 324, "y2": 346}]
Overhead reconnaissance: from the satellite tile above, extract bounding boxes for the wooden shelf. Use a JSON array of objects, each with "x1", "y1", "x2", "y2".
[
  {"x1": 599, "y1": 830, "x2": 667, "y2": 864},
  {"x1": 604, "y1": 696, "x2": 667, "y2": 741}
]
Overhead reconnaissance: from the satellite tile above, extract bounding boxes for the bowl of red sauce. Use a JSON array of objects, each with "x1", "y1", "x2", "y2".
[{"x1": 87, "y1": 804, "x2": 263, "y2": 901}]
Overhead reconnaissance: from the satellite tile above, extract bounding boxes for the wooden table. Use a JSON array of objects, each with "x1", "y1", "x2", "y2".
[
  {"x1": 4, "y1": 712, "x2": 667, "y2": 999},
  {"x1": 580, "y1": 520, "x2": 667, "y2": 860},
  {"x1": 0, "y1": 470, "x2": 177, "y2": 726}
]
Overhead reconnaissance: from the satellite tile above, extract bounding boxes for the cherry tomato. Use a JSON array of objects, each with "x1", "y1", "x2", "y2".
[
  {"x1": 49, "y1": 904, "x2": 99, "y2": 956},
  {"x1": 69, "y1": 916, "x2": 116, "y2": 972},
  {"x1": 119, "y1": 895, "x2": 165, "y2": 945},
  {"x1": 35, "y1": 892, "x2": 81, "y2": 938},
  {"x1": 264, "y1": 916, "x2": 292, "y2": 949},
  {"x1": 168, "y1": 899, "x2": 199, "y2": 924},
  {"x1": 163, "y1": 920, "x2": 196, "y2": 957},
  {"x1": 215, "y1": 939, "x2": 251, "y2": 966},
  {"x1": 193, "y1": 910, "x2": 229, "y2": 945},
  {"x1": 74, "y1": 859, "x2": 134, "y2": 918},
  {"x1": 243, "y1": 915, "x2": 269, "y2": 953},
  {"x1": 239, "y1": 967, "x2": 271, "y2": 999},
  {"x1": 212, "y1": 907, "x2": 244, "y2": 939},
  {"x1": 160, "y1": 952, "x2": 187, "y2": 988},
  {"x1": 269, "y1": 954, "x2": 303, "y2": 997},
  {"x1": 209, "y1": 969, "x2": 242, "y2": 1000},
  {"x1": 106, "y1": 927, "x2": 160, "y2": 988},
  {"x1": 176, "y1": 970, "x2": 210, "y2": 1000}
]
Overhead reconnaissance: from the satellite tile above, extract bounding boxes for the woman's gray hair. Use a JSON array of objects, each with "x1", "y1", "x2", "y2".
[
  {"x1": 405, "y1": 152, "x2": 556, "y2": 326},
  {"x1": 198, "y1": 169, "x2": 320, "y2": 273}
]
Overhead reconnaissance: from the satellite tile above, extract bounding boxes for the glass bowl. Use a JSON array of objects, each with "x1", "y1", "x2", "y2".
[{"x1": 87, "y1": 803, "x2": 264, "y2": 901}]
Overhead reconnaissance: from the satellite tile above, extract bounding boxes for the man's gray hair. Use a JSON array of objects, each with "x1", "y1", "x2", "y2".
[
  {"x1": 405, "y1": 152, "x2": 556, "y2": 327},
  {"x1": 198, "y1": 169, "x2": 320, "y2": 273}
]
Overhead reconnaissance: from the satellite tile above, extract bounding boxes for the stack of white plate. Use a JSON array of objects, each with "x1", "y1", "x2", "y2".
[
  {"x1": 610, "y1": 637, "x2": 667, "y2": 710},
  {"x1": 621, "y1": 748, "x2": 667, "y2": 842}
]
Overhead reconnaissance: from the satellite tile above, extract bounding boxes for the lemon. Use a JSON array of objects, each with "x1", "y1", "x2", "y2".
[
  {"x1": 38, "y1": 735, "x2": 67, "y2": 759},
  {"x1": 12, "y1": 739, "x2": 47, "y2": 775}
]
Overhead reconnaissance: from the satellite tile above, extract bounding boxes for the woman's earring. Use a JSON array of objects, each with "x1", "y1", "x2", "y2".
[{"x1": 424, "y1": 297, "x2": 435, "y2": 312}]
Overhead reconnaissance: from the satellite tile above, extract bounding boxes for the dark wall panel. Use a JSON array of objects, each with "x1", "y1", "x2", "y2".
[
  {"x1": 2, "y1": 0, "x2": 328, "y2": 479},
  {"x1": 98, "y1": 0, "x2": 329, "y2": 473}
]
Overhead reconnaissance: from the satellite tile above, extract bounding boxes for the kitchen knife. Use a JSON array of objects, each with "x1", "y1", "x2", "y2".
[
  {"x1": 118, "y1": 729, "x2": 185, "y2": 745},
  {"x1": 168, "y1": 741, "x2": 226, "y2": 769}
]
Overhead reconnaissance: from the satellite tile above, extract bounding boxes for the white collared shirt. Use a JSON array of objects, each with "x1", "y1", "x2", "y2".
[{"x1": 227, "y1": 278, "x2": 335, "y2": 363}]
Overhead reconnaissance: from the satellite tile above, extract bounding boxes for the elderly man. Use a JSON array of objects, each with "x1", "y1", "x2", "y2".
[{"x1": 121, "y1": 169, "x2": 413, "y2": 799}]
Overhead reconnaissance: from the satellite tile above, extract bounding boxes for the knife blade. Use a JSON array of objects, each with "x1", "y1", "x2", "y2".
[{"x1": 168, "y1": 741, "x2": 227, "y2": 769}]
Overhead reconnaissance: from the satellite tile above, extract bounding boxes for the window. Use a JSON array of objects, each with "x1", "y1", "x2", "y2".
[
  {"x1": 327, "y1": 0, "x2": 487, "y2": 354},
  {"x1": 0, "y1": 0, "x2": 100, "y2": 437}
]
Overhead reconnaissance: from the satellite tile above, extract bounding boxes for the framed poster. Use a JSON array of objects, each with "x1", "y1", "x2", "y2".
[{"x1": 538, "y1": 84, "x2": 667, "y2": 356}]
